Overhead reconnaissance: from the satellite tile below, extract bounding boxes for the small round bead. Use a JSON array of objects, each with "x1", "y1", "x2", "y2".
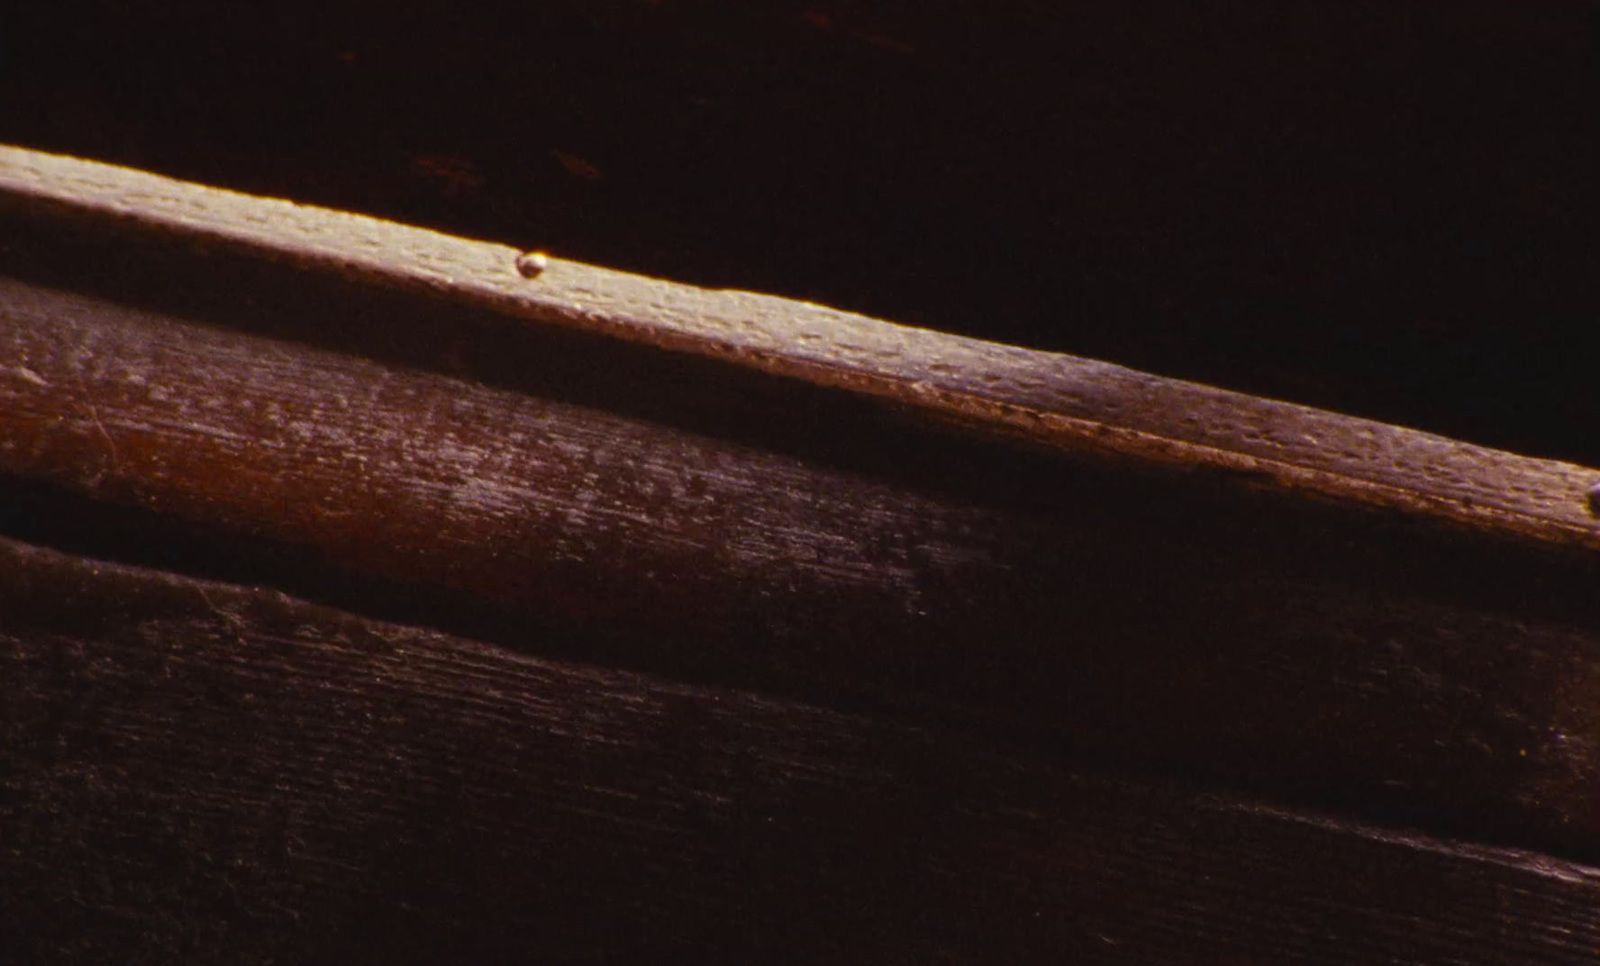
[{"x1": 515, "y1": 251, "x2": 549, "y2": 279}]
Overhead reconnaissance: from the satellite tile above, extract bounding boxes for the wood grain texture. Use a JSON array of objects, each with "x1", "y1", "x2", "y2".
[
  {"x1": 4, "y1": 535, "x2": 1599, "y2": 966},
  {"x1": 3, "y1": 145, "x2": 1598, "y2": 550},
  {"x1": 5, "y1": 0, "x2": 1593, "y2": 471},
  {"x1": 3, "y1": 271, "x2": 1600, "y2": 860},
  {"x1": 5, "y1": 147, "x2": 1600, "y2": 862}
]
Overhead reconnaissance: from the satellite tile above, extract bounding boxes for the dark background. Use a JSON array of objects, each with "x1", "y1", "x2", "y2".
[{"x1": 2, "y1": 1, "x2": 1593, "y2": 463}]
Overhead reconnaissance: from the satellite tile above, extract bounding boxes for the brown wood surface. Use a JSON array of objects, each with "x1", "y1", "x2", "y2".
[
  {"x1": 4, "y1": 146, "x2": 1598, "y2": 548},
  {"x1": 3, "y1": 151, "x2": 1600, "y2": 862},
  {"x1": 5, "y1": 535, "x2": 1599, "y2": 965},
  {"x1": 1, "y1": 8, "x2": 1594, "y2": 960},
  {"x1": 3, "y1": 2, "x2": 1592, "y2": 468}
]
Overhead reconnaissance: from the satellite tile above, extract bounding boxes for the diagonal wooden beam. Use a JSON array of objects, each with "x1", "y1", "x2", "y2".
[
  {"x1": 3, "y1": 145, "x2": 1595, "y2": 548},
  {"x1": 3, "y1": 145, "x2": 1599, "y2": 865}
]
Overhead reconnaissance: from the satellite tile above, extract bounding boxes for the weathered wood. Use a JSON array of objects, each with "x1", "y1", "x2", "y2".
[
  {"x1": 3, "y1": 146, "x2": 1597, "y2": 548},
  {"x1": 2, "y1": 8, "x2": 1592, "y2": 960},
  {"x1": 2, "y1": 3, "x2": 1591, "y2": 468},
  {"x1": 4, "y1": 535, "x2": 1598, "y2": 965},
  {"x1": 3, "y1": 148, "x2": 1600, "y2": 860}
]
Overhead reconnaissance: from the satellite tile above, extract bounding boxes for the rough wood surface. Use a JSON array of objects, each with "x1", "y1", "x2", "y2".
[
  {"x1": 4, "y1": 145, "x2": 1598, "y2": 549},
  {"x1": 4, "y1": 148, "x2": 1600, "y2": 859},
  {"x1": 4, "y1": 535, "x2": 1598, "y2": 965},
  {"x1": 5, "y1": 2, "x2": 1592, "y2": 468},
  {"x1": 4, "y1": 268, "x2": 1600, "y2": 860},
  {"x1": 2, "y1": 16, "x2": 1594, "y2": 962}
]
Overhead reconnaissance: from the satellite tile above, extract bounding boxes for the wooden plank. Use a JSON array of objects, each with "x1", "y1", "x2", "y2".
[
  {"x1": 3, "y1": 145, "x2": 1597, "y2": 549},
  {"x1": 4, "y1": 535, "x2": 1598, "y2": 965},
  {"x1": 6, "y1": 1, "x2": 1592, "y2": 474},
  {"x1": 3, "y1": 149, "x2": 1600, "y2": 859},
  {"x1": 3, "y1": 279, "x2": 1600, "y2": 861}
]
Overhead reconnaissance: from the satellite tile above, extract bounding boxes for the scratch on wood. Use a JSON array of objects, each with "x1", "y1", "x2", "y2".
[
  {"x1": 72, "y1": 369, "x2": 120, "y2": 484},
  {"x1": 10, "y1": 365, "x2": 50, "y2": 387},
  {"x1": 195, "y1": 585, "x2": 250, "y2": 641}
]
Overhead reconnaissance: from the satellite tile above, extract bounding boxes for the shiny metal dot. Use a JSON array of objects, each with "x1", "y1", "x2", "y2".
[{"x1": 515, "y1": 251, "x2": 548, "y2": 279}]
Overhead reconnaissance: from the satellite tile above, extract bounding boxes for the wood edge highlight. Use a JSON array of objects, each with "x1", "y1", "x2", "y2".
[{"x1": 4, "y1": 143, "x2": 1597, "y2": 552}]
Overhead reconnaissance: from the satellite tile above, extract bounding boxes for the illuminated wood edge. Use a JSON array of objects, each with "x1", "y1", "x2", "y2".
[{"x1": 3, "y1": 143, "x2": 1596, "y2": 549}]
